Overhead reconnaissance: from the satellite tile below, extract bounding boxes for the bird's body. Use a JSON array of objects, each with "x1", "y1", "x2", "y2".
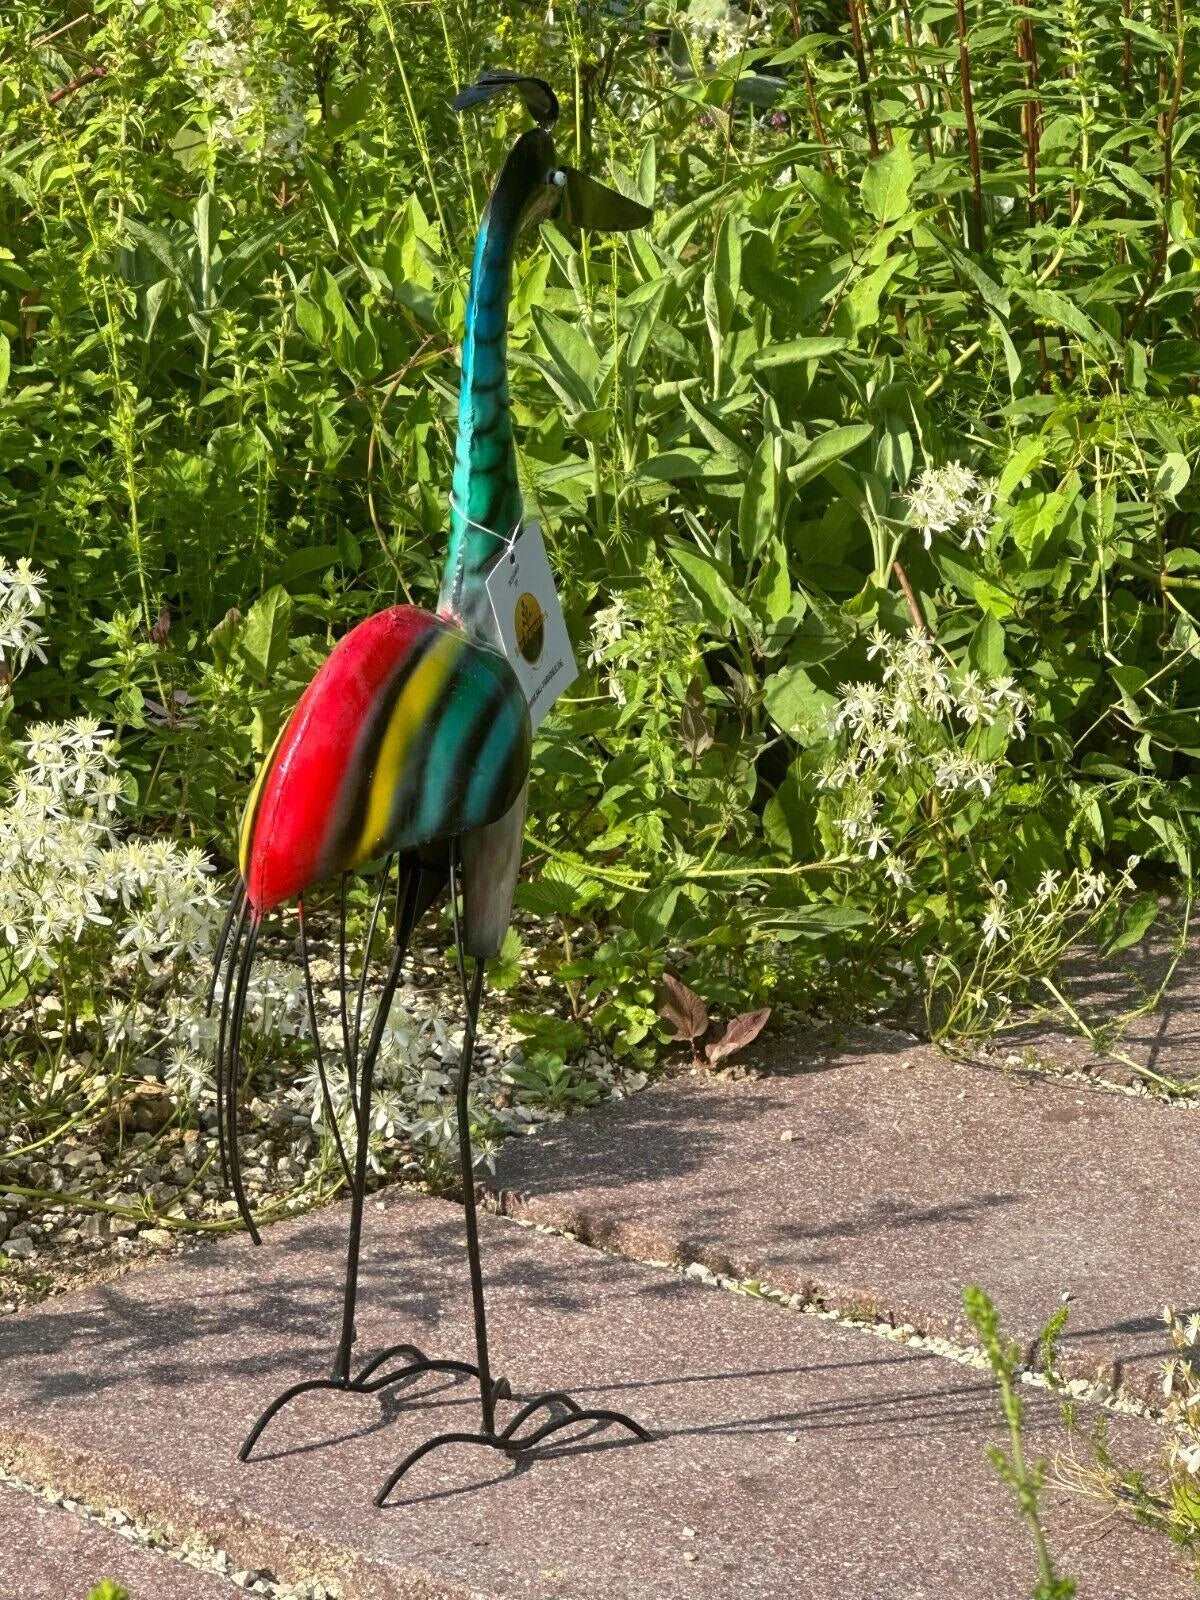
[{"x1": 238, "y1": 607, "x2": 529, "y2": 916}]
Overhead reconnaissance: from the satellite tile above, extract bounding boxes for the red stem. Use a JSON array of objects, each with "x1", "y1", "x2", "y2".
[{"x1": 47, "y1": 65, "x2": 107, "y2": 107}]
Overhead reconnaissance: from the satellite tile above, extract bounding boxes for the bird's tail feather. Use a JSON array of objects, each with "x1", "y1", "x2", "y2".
[{"x1": 460, "y1": 785, "x2": 527, "y2": 960}]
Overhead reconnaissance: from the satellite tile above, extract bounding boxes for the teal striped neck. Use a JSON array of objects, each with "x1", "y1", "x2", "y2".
[{"x1": 440, "y1": 130, "x2": 554, "y2": 636}]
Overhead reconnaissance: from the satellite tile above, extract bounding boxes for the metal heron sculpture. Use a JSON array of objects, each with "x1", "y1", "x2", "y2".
[{"x1": 212, "y1": 71, "x2": 653, "y2": 1498}]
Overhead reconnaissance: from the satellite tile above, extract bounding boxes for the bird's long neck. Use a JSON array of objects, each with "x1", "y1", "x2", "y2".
[{"x1": 438, "y1": 170, "x2": 526, "y2": 640}]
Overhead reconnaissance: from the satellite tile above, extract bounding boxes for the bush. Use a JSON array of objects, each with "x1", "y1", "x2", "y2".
[{"x1": 2, "y1": 0, "x2": 1197, "y2": 1059}]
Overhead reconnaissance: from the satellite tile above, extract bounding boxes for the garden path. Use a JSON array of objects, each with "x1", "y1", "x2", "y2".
[
  {"x1": 0, "y1": 1179, "x2": 1188, "y2": 1599},
  {"x1": 486, "y1": 1023, "x2": 1197, "y2": 1402},
  {"x1": 0, "y1": 1478, "x2": 243, "y2": 1600}
]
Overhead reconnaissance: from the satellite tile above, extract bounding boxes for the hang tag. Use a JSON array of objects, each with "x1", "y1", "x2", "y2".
[{"x1": 485, "y1": 521, "x2": 578, "y2": 731}]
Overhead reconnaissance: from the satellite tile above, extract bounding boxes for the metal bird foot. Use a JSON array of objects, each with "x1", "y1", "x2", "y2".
[
  {"x1": 239, "y1": 1342, "x2": 513, "y2": 1462},
  {"x1": 374, "y1": 1387, "x2": 653, "y2": 1504}
]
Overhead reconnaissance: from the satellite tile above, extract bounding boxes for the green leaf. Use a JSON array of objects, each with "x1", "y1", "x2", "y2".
[
  {"x1": 752, "y1": 535, "x2": 792, "y2": 624},
  {"x1": 327, "y1": 76, "x2": 374, "y2": 133},
  {"x1": 516, "y1": 877, "x2": 581, "y2": 917},
  {"x1": 0, "y1": 950, "x2": 29, "y2": 1010},
  {"x1": 713, "y1": 210, "x2": 742, "y2": 335},
  {"x1": 738, "y1": 436, "x2": 777, "y2": 562},
  {"x1": 237, "y1": 585, "x2": 293, "y2": 686},
  {"x1": 764, "y1": 769, "x2": 815, "y2": 855},
  {"x1": 632, "y1": 884, "x2": 681, "y2": 943},
  {"x1": 971, "y1": 576, "x2": 1017, "y2": 619},
  {"x1": 634, "y1": 449, "x2": 740, "y2": 485},
  {"x1": 294, "y1": 294, "x2": 324, "y2": 346},
  {"x1": 1107, "y1": 891, "x2": 1158, "y2": 954},
  {"x1": 1120, "y1": 15, "x2": 1172, "y2": 51},
  {"x1": 996, "y1": 438, "x2": 1044, "y2": 503},
  {"x1": 532, "y1": 306, "x2": 598, "y2": 410},
  {"x1": 749, "y1": 336, "x2": 848, "y2": 370},
  {"x1": 837, "y1": 254, "x2": 907, "y2": 334},
  {"x1": 861, "y1": 139, "x2": 915, "y2": 224},
  {"x1": 787, "y1": 423, "x2": 873, "y2": 488},
  {"x1": 934, "y1": 229, "x2": 1010, "y2": 316},
  {"x1": 1021, "y1": 288, "x2": 1114, "y2": 355},
  {"x1": 170, "y1": 122, "x2": 209, "y2": 172},
  {"x1": 1154, "y1": 452, "x2": 1190, "y2": 502},
  {"x1": 1006, "y1": 474, "x2": 1079, "y2": 563},
  {"x1": 969, "y1": 615, "x2": 1007, "y2": 677},
  {"x1": 510, "y1": 1011, "x2": 588, "y2": 1059},
  {"x1": 488, "y1": 927, "x2": 524, "y2": 992},
  {"x1": 763, "y1": 663, "x2": 838, "y2": 744},
  {"x1": 0, "y1": 331, "x2": 9, "y2": 393},
  {"x1": 668, "y1": 547, "x2": 753, "y2": 629}
]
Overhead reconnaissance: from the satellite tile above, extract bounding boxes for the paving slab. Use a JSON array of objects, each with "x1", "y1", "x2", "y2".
[
  {"x1": 0, "y1": 1190, "x2": 1183, "y2": 1598},
  {"x1": 0, "y1": 1479, "x2": 239, "y2": 1600},
  {"x1": 487, "y1": 1027, "x2": 1200, "y2": 1400}
]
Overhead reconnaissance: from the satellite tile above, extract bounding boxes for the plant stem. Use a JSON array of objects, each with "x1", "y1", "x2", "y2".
[
  {"x1": 846, "y1": 0, "x2": 880, "y2": 158},
  {"x1": 1127, "y1": 0, "x2": 1186, "y2": 337},
  {"x1": 953, "y1": 0, "x2": 984, "y2": 251}
]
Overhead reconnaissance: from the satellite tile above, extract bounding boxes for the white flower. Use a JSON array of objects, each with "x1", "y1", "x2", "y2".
[
  {"x1": 586, "y1": 597, "x2": 630, "y2": 668},
  {"x1": 1076, "y1": 871, "x2": 1108, "y2": 909},
  {"x1": 1035, "y1": 870, "x2": 1062, "y2": 901},
  {"x1": 866, "y1": 624, "x2": 893, "y2": 662},
  {"x1": 981, "y1": 901, "x2": 1011, "y2": 947},
  {"x1": 863, "y1": 824, "x2": 890, "y2": 860},
  {"x1": 953, "y1": 669, "x2": 996, "y2": 728},
  {"x1": 904, "y1": 463, "x2": 995, "y2": 551},
  {"x1": 164, "y1": 1046, "x2": 210, "y2": 1105},
  {"x1": 182, "y1": 10, "x2": 306, "y2": 167},
  {"x1": 884, "y1": 857, "x2": 912, "y2": 890}
]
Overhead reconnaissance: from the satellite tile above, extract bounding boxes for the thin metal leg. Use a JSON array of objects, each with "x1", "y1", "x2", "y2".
[
  {"x1": 240, "y1": 868, "x2": 469, "y2": 1463},
  {"x1": 299, "y1": 901, "x2": 353, "y2": 1190},
  {"x1": 337, "y1": 873, "x2": 355, "y2": 1107},
  {"x1": 240, "y1": 853, "x2": 650, "y2": 1496},
  {"x1": 353, "y1": 858, "x2": 393, "y2": 1064},
  {"x1": 374, "y1": 1396, "x2": 651, "y2": 1505},
  {"x1": 239, "y1": 1350, "x2": 493, "y2": 1462},
  {"x1": 332, "y1": 936, "x2": 406, "y2": 1383},
  {"x1": 373, "y1": 861, "x2": 650, "y2": 1503},
  {"x1": 452, "y1": 948, "x2": 495, "y2": 1429},
  {"x1": 206, "y1": 879, "x2": 244, "y2": 1014}
]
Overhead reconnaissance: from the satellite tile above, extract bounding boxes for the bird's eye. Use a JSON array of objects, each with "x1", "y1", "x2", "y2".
[{"x1": 549, "y1": 169, "x2": 567, "y2": 188}]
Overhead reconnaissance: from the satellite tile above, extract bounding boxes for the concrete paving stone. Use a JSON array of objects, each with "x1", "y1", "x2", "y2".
[
  {"x1": 0, "y1": 1479, "x2": 239, "y2": 1600},
  {"x1": 0, "y1": 1191, "x2": 1187, "y2": 1599},
  {"x1": 488, "y1": 1027, "x2": 1200, "y2": 1399}
]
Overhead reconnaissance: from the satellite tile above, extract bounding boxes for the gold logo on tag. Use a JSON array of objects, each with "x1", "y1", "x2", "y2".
[{"x1": 514, "y1": 592, "x2": 545, "y2": 664}]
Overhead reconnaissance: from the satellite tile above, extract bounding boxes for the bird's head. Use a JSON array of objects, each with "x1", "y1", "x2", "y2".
[{"x1": 453, "y1": 70, "x2": 653, "y2": 239}]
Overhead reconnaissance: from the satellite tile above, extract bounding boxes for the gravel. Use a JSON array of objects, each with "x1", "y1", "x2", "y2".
[{"x1": 0, "y1": 934, "x2": 646, "y2": 1314}]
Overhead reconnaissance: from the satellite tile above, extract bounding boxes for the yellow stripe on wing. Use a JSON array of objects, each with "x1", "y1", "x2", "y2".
[
  {"x1": 353, "y1": 629, "x2": 463, "y2": 866},
  {"x1": 238, "y1": 726, "x2": 284, "y2": 877}
]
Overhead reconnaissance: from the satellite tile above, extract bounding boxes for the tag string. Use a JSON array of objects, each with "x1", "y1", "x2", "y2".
[{"x1": 450, "y1": 496, "x2": 522, "y2": 562}]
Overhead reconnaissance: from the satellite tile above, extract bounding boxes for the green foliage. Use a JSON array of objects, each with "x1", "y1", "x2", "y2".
[
  {"x1": 963, "y1": 1286, "x2": 1077, "y2": 1599},
  {"x1": 86, "y1": 1582, "x2": 130, "y2": 1600},
  {"x1": 2, "y1": 0, "x2": 1199, "y2": 1052}
]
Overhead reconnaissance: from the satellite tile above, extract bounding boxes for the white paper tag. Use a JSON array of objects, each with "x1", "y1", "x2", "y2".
[{"x1": 485, "y1": 520, "x2": 578, "y2": 731}]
